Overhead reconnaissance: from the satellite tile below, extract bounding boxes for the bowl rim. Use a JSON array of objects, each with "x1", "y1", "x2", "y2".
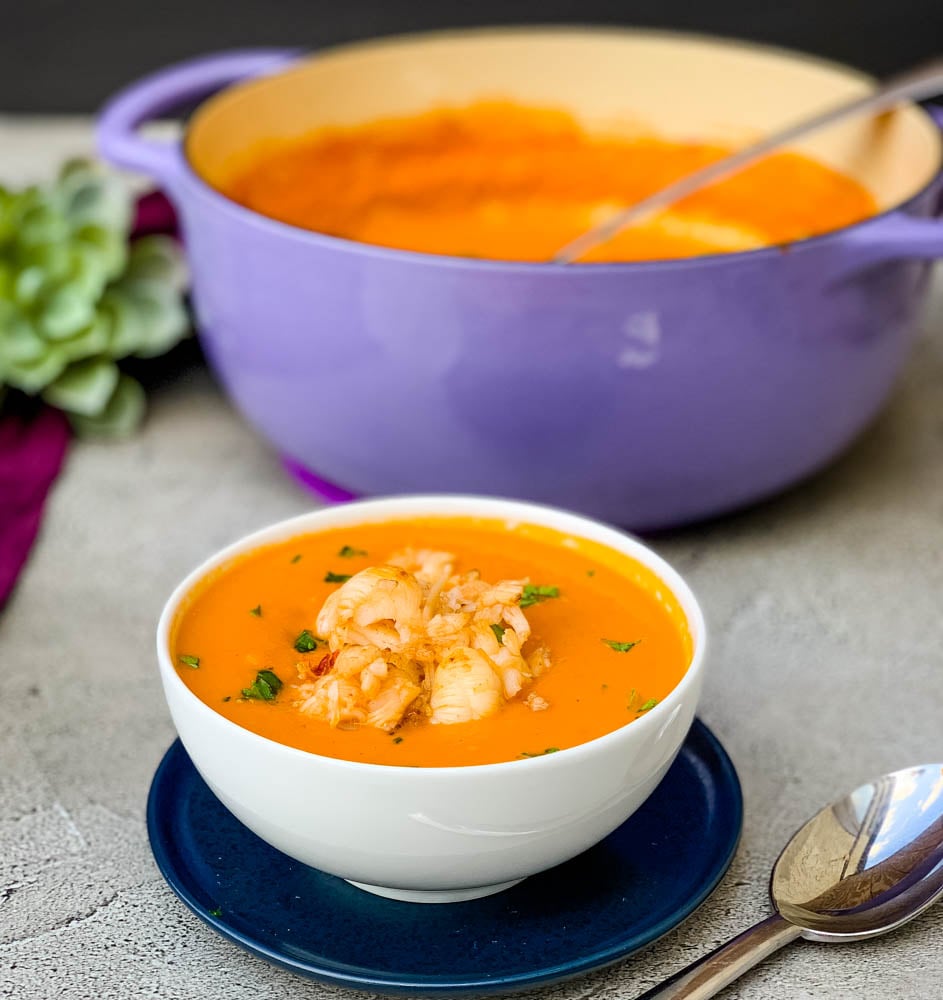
[
  {"x1": 178, "y1": 24, "x2": 943, "y2": 273},
  {"x1": 156, "y1": 494, "x2": 707, "y2": 777}
]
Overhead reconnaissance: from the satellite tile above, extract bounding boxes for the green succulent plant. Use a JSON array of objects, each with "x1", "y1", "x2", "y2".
[{"x1": 0, "y1": 160, "x2": 188, "y2": 436}]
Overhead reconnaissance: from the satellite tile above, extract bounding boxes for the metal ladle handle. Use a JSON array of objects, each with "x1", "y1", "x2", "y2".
[
  {"x1": 554, "y1": 58, "x2": 943, "y2": 264},
  {"x1": 633, "y1": 913, "x2": 803, "y2": 1000}
]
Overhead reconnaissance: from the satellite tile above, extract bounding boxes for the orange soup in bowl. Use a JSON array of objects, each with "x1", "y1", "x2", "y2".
[
  {"x1": 171, "y1": 516, "x2": 692, "y2": 766},
  {"x1": 222, "y1": 101, "x2": 877, "y2": 262}
]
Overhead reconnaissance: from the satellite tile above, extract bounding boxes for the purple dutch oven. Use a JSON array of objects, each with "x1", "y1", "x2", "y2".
[{"x1": 97, "y1": 30, "x2": 943, "y2": 529}]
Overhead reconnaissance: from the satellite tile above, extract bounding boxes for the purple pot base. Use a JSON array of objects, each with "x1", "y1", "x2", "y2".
[{"x1": 281, "y1": 456, "x2": 358, "y2": 504}]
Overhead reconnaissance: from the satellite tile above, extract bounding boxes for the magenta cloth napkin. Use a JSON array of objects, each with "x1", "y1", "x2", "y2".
[
  {"x1": 0, "y1": 190, "x2": 179, "y2": 610},
  {"x1": 133, "y1": 190, "x2": 179, "y2": 237},
  {"x1": 0, "y1": 406, "x2": 70, "y2": 608}
]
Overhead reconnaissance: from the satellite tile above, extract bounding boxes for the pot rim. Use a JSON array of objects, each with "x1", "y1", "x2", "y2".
[{"x1": 179, "y1": 25, "x2": 943, "y2": 274}]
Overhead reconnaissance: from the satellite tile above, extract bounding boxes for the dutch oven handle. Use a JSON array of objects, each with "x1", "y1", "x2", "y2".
[
  {"x1": 96, "y1": 49, "x2": 302, "y2": 192},
  {"x1": 829, "y1": 103, "x2": 943, "y2": 280}
]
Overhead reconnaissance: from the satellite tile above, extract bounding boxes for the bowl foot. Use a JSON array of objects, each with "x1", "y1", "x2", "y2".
[
  {"x1": 344, "y1": 877, "x2": 525, "y2": 903},
  {"x1": 281, "y1": 455, "x2": 359, "y2": 504}
]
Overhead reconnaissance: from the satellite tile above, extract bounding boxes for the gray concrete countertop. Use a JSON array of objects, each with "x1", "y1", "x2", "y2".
[{"x1": 1, "y1": 118, "x2": 942, "y2": 1000}]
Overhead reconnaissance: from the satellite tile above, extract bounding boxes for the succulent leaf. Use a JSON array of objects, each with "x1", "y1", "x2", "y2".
[
  {"x1": 4, "y1": 347, "x2": 69, "y2": 393},
  {"x1": 58, "y1": 315, "x2": 111, "y2": 363},
  {"x1": 42, "y1": 357, "x2": 120, "y2": 417},
  {"x1": 13, "y1": 266, "x2": 45, "y2": 306},
  {"x1": 100, "y1": 289, "x2": 148, "y2": 358},
  {"x1": 2, "y1": 313, "x2": 47, "y2": 363},
  {"x1": 124, "y1": 236, "x2": 187, "y2": 292},
  {"x1": 68, "y1": 374, "x2": 145, "y2": 439},
  {"x1": 73, "y1": 223, "x2": 128, "y2": 280},
  {"x1": 38, "y1": 286, "x2": 97, "y2": 341},
  {"x1": 58, "y1": 160, "x2": 132, "y2": 233},
  {"x1": 126, "y1": 283, "x2": 189, "y2": 359}
]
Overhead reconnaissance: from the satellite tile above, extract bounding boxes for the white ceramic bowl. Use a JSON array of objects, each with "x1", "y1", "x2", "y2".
[{"x1": 156, "y1": 496, "x2": 707, "y2": 902}]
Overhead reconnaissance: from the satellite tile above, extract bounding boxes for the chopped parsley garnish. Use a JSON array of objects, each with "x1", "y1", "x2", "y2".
[
  {"x1": 587, "y1": 569, "x2": 596, "y2": 577},
  {"x1": 208, "y1": 906, "x2": 222, "y2": 917},
  {"x1": 637, "y1": 698, "x2": 660, "y2": 713},
  {"x1": 293, "y1": 629, "x2": 320, "y2": 653},
  {"x1": 602, "y1": 639, "x2": 641, "y2": 653},
  {"x1": 249, "y1": 605, "x2": 262, "y2": 617},
  {"x1": 242, "y1": 669, "x2": 283, "y2": 701},
  {"x1": 324, "y1": 571, "x2": 352, "y2": 584},
  {"x1": 490, "y1": 623, "x2": 506, "y2": 644},
  {"x1": 392, "y1": 736, "x2": 404, "y2": 744},
  {"x1": 338, "y1": 545, "x2": 367, "y2": 558},
  {"x1": 519, "y1": 584, "x2": 560, "y2": 608},
  {"x1": 290, "y1": 553, "x2": 302, "y2": 563},
  {"x1": 520, "y1": 747, "x2": 561, "y2": 758},
  {"x1": 178, "y1": 654, "x2": 200, "y2": 669}
]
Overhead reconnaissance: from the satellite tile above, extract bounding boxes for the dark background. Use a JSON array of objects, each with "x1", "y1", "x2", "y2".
[{"x1": 2, "y1": 0, "x2": 941, "y2": 113}]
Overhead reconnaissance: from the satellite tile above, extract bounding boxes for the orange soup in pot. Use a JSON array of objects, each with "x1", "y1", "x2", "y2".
[
  {"x1": 221, "y1": 101, "x2": 877, "y2": 262},
  {"x1": 171, "y1": 517, "x2": 693, "y2": 766}
]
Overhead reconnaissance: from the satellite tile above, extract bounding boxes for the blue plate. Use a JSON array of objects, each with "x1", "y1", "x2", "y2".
[{"x1": 147, "y1": 719, "x2": 741, "y2": 995}]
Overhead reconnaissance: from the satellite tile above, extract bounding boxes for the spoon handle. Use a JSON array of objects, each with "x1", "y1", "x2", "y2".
[{"x1": 633, "y1": 913, "x2": 803, "y2": 1000}]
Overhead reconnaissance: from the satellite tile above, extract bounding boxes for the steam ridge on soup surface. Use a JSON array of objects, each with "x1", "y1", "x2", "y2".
[
  {"x1": 221, "y1": 101, "x2": 877, "y2": 262},
  {"x1": 171, "y1": 517, "x2": 692, "y2": 767}
]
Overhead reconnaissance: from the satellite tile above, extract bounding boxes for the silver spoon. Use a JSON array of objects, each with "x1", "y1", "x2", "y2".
[
  {"x1": 636, "y1": 763, "x2": 943, "y2": 999},
  {"x1": 554, "y1": 59, "x2": 943, "y2": 263}
]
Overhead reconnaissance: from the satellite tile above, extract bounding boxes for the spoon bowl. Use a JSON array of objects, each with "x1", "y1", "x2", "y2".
[
  {"x1": 773, "y1": 764, "x2": 943, "y2": 941},
  {"x1": 640, "y1": 763, "x2": 943, "y2": 999}
]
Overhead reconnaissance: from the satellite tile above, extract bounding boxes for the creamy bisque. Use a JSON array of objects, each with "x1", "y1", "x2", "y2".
[
  {"x1": 171, "y1": 518, "x2": 692, "y2": 767},
  {"x1": 222, "y1": 101, "x2": 877, "y2": 263}
]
